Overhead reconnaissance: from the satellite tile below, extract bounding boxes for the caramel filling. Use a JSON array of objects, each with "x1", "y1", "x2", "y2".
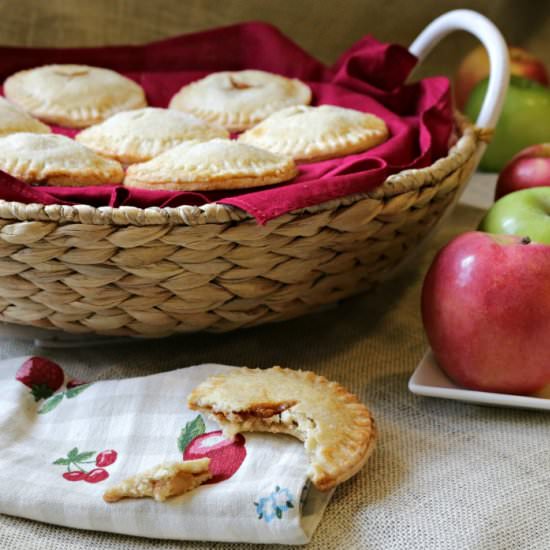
[{"x1": 214, "y1": 400, "x2": 297, "y2": 421}]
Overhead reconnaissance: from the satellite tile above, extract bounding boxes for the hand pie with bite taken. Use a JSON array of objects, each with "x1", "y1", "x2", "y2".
[
  {"x1": 0, "y1": 96, "x2": 51, "y2": 137},
  {"x1": 188, "y1": 366, "x2": 376, "y2": 491},
  {"x1": 4, "y1": 64, "x2": 146, "y2": 128},
  {"x1": 239, "y1": 104, "x2": 389, "y2": 162},
  {"x1": 76, "y1": 107, "x2": 230, "y2": 164},
  {"x1": 169, "y1": 70, "x2": 311, "y2": 132},
  {"x1": 124, "y1": 138, "x2": 297, "y2": 191},
  {"x1": 103, "y1": 458, "x2": 212, "y2": 503},
  {"x1": 0, "y1": 132, "x2": 124, "y2": 186}
]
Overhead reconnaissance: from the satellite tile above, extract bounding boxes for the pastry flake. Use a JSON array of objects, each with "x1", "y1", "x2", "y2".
[
  {"x1": 103, "y1": 458, "x2": 212, "y2": 503},
  {"x1": 0, "y1": 132, "x2": 124, "y2": 186},
  {"x1": 0, "y1": 96, "x2": 51, "y2": 137},
  {"x1": 168, "y1": 70, "x2": 311, "y2": 132},
  {"x1": 188, "y1": 366, "x2": 376, "y2": 491},
  {"x1": 123, "y1": 138, "x2": 297, "y2": 191},
  {"x1": 76, "y1": 107, "x2": 230, "y2": 164},
  {"x1": 239, "y1": 105, "x2": 389, "y2": 162},
  {"x1": 4, "y1": 64, "x2": 147, "y2": 128}
]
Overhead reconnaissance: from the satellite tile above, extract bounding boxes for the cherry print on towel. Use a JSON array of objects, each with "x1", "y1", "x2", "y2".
[
  {"x1": 178, "y1": 415, "x2": 246, "y2": 484},
  {"x1": 96, "y1": 449, "x2": 118, "y2": 467},
  {"x1": 54, "y1": 448, "x2": 118, "y2": 483}
]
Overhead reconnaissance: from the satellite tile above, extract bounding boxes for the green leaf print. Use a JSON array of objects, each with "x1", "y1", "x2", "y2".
[
  {"x1": 68, "y1": 447, "x2": 79, "y2": 460},
  {"x1": 178, "y1": 415, "x2": 206, "y2": 453},
  {"x1": 37, "y1": 393, "x2": 64, "y2": 414},
  {"x1": 65, "y1": 384, "x2": 91, "y2": 399}
]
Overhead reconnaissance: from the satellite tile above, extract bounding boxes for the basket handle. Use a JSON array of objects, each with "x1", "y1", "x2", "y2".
[{"x1": 409, "y1": 9, "x2": 509, "y2": 129}]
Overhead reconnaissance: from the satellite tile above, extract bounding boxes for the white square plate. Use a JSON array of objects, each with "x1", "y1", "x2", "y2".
[{"x1": 409, "y1": 349, "x2": 550, "y2": 410}]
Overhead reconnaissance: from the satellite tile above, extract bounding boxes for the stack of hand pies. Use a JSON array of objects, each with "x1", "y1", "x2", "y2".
[{"x1": 0, "y1": 64, "x2": 389, "y2": 191}]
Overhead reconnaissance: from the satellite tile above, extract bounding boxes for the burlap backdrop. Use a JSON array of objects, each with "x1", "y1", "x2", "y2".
[{"x1": 1, "y1": 2, "x2": 550, "y2": 548}]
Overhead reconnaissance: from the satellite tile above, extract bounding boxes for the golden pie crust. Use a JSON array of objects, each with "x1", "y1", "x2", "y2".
[
  {"x1": 123, "y1": 138, "x2": 297, "y2": 191},
  {"x1": 168, "y1": 70, "x2": 312, "y2": 132},
  {"x1": 4, "y1": 64, "x2": 147, "y2": 128},
  {"x1": 0, "y1": 132, "x2": 124, "y2": 186},
  {"x1": 188, "y1": 366, "x2": 376, "y2": 491},
  {"x1": 76, "y1": 107, "x2": 230, "y2": 164},
  {"x1": 239, "y1": 105, "x2": 389, "y2": 161},
  {"x1": 0, "y1": 96, "x2": 51, "y2": 137},
  {"x1": 103, "y1": 458, "x2": 212, "y2": 503}
]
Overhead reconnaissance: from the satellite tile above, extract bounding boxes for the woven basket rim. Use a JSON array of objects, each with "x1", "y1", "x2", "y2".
[{"x1": 0, "y1": 112, "x2": 483, "y2": 227}]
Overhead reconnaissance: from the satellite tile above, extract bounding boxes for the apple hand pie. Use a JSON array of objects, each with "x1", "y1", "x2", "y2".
[
  {"x1": 103, "y1": 458, "x2": 212, "y2": 503},
  {"x1": 239, "y1": 104, "x2": 389, "y2": 162},
  {"x1": 0, "y1": 96, "x2": 51, "y2": 137},
  {"x1": 169, "y1": 70, "x2": 311, "y2": 132},
  {"x1": 123, "y1": 138, "x2": 297, "y2": 191},
  {"x1": 4, "y1": 64, "x2": 146, "y2": 128},
  {"x1": 0, "y1": 132, "x2": 124, "y2": 186},
  {"x1": 188, "y1": 367, "x2": 376, "y2": 491},
  {"x1": 76, "y1": 107, "x2": 230, "y2": 164}
]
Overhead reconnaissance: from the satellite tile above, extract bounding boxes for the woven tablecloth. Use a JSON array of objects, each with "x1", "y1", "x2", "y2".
[{"x1": 2, "y1": 175, "x2": 550, "y2": 549}]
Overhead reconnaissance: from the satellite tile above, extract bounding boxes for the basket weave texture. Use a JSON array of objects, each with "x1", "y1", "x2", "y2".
[{"x1": 0, "y1": 116, "x2": 483, "y2": 337}]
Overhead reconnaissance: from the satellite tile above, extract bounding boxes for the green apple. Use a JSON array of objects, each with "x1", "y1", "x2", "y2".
[
  {"x1": 479, "y1": 187, "x2": 550, "y2": 244},
  {"x1": 465, "y1": 75, "x2": 550, "y2": 172}
]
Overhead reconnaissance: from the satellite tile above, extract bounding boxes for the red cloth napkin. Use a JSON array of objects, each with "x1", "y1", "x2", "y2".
[{"x1": 0, "y1": 23, "x2": 453, "y2": 223}]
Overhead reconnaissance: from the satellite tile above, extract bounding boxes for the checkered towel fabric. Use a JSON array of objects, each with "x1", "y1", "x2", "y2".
[{"x1": 0, "y1": 357, "x2": 331, "y2": 545}]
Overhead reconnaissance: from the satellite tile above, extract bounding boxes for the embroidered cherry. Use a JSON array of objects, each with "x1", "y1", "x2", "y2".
[
  {"x1": 16, "y1": 357, "x2": 64, "y2": 401},
  {"x1": 84, "y1": 468, "x2": 109, "y2": 483},
  {"x1": 178, "y1": 415, "x2": 246, "y2": 484},
  {"x1": 63, "y1": 471, "x2": 87, "y2": 482},
  {"x1": 96, "y1": 450, "x2": 117, "y2": 467}
]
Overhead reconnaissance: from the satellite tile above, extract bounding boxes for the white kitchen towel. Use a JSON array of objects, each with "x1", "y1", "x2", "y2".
[{"x1": 0, "y1": 356, "x2": 333, "y2": 545}]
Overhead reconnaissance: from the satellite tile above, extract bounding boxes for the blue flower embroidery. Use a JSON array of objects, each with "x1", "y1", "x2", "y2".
[{"x1": 254, "y1": 486, "x2": 295, "y2": 522}]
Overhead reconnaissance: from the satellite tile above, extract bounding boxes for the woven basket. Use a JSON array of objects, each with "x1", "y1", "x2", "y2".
[
  {"x1": 0, "y1": 11, "x2": 509, "y2": 338},
  {"x1": 0, "y1": 117, "x2": 486, "y2": 337}
]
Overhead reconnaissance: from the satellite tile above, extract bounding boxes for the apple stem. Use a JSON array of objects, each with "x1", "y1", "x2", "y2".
[{"x1": 521, "y1": 237, "x2": 531, "y2": 245}]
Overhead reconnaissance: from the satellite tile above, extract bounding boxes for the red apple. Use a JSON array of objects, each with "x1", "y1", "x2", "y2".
[
  {"x1": 494, "y1": 143, "x2": 550, "y2": 200},
  {"x1": 454, "y1": 45, "x2": 549, "y2": 110},
  {"x1": 184, "y1": 431, "x2": 246, "y2": 483},
  {"x1": 421, "y1": 231, "x2": 550, "y2": 394}
]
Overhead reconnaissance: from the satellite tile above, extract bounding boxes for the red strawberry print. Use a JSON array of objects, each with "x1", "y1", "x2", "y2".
[
  {"x1": 63, "y1": 471, "x2": 87, "y2": 482},
  {"x1": 16, "y1": 357, "x2": 64, "y2": 401},
  {"x1": 96, "y1": 450, "x2": 117, "y2": 467},
  {"x1": 85, "y1": 468, "x2": 109, "y2": 483},
  {"x1": 178, "y1": 415, "x2": 246, "y2": 484}
]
